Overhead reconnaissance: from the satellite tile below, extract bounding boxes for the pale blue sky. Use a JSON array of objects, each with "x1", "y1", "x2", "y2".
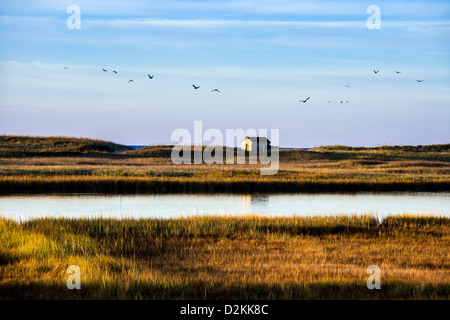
[{"x1": 0, "y1": 0, "x2": 449, "y2": 147}]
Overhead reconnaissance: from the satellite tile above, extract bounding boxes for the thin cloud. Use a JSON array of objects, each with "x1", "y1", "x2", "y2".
[
  {"x1": 98, "y1": 18, "x2": 363, "y2": 28},
  {"x1": 2, "y1": 14, "x2": 449, "y2": 32},
  {"x1": 94, "y1": 18, "x2": 450, "y2": 30},
  {"x1": 1, "y1": 0, "x2": 448, "y2": 18}
]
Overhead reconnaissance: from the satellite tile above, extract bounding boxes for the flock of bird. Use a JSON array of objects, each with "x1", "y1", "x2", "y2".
[
  {"x1": 64, "y1": 66, "x2": 222, "y2": 94},
  {"x1": 64, "y1": 66, "x2": 424, "y2": 102},
  {"x1": 298, "y1": 69, "x2": 424, "y2": 104}
]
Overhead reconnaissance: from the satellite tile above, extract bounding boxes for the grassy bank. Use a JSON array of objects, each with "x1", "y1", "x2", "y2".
[
  {"x1": 1, "y1": 215, "x2": 449, "y2": 299},
  {"x1": 1, "y1": 136, "x2": 450, "y2": 193},
  {"x1": 1, "y1": 175, "x2": 449, "y2": 194},
  {"x1": 0, "y1": 135, "x2": 131, "y2": 156}
]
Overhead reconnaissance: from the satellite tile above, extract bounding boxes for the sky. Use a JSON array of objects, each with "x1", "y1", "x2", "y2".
[{"x1": 0, "y1": 0, "x2": 449, "y2": 147}]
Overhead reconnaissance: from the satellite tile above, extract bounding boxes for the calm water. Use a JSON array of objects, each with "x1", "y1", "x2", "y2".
[{"x1": 0, "y1": 192, "x2": 449, "y2": 221}]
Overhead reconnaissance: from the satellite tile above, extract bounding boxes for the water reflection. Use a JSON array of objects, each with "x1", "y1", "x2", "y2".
[
  {"x1": 0, "y1": 192, "x2": 449, "y2": 221},
  {"x1": 241, "y1": 194, "x2": 270, "y2": 213},
  {"x1": 240, "y1": 194, "x2": 251, "y2": 209}
]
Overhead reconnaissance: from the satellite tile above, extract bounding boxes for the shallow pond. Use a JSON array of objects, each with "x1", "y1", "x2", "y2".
[{"x1": 1, "y1": 192, "x2": 449, "y2": 221}]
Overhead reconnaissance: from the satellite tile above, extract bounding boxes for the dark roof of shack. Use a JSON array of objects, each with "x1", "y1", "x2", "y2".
[{"x1": 244, "y1": 137, "x2": 271, "y2": 144}]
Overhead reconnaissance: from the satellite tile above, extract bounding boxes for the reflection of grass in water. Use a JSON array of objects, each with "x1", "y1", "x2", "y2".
[{"x1": 1, "y1": 215, "x2": 449, "y2": 299}]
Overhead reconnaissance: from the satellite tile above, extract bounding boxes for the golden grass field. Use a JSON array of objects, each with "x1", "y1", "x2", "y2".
[{"x1": 0, "y1": 215, "x2": 449, "y2": 299}]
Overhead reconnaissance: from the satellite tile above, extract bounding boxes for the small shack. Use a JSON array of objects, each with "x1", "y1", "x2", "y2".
[{"x1": 241, "y1": 137, "x2": 271, "y2": 152}]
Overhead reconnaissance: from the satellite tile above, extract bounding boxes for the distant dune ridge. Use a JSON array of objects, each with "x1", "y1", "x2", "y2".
[
  {"x1": 0, "y1": 135, "x2": 132, "y2": 156},
  {"x1": 1, "y1": 135, "x2": 449, "y2": 156}
]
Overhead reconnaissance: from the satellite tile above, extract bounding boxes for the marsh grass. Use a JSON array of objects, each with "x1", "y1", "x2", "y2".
[
  {"x1": 1, "y1": 137, "x2": 450, "y2": 193},
  {"x1": 1, "y1": 215, "x2": 449, "y2": 299}
]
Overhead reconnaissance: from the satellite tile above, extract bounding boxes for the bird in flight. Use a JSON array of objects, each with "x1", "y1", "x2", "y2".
[
  {"x1": 192, "y1": 85, "x2": 200, "y2": 89},
  {"x1": 212, "y1": 89, "x2": 220, "y2": 93},
  {"x1": 373, "y1": 70, "x2": 379, "y2": 74},
  {"x1": 129, "y1": 79, "x2": 134, "y2": 83},
  {"x1": 345, "y1": 85, "x2": 350, "y2": 88},
  {"x1": 102, "y1": 69, "x2": 107, "y2": 72},
  {"x1": 299, "y1": 97, "x2": 310, "y2": 103},
  {"x1": 64, "y1": 67, "x2": 68, "y2": 70},
  {"x1": 148, "y1": 74, "x2": 154, "y2": 79},
  {"x1": 416, "y1": 80, "x2": 424, "y2": 82},
  {"x1": 113, "y1": 71, "x2": 117, "y2": 74},
  {"x1": 395, "y1": 71, "x2": 401, "y2": 74}
]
